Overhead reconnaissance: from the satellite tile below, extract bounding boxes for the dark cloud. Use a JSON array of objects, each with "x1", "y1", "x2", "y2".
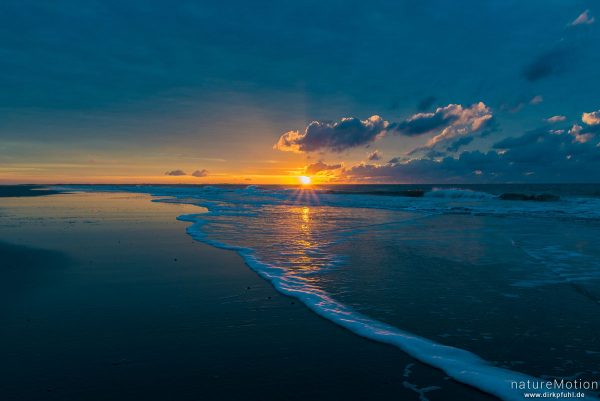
[
  {"x1": 165, "y1": 169, "x2": 186, "y2": 176},
  {"x1": 191, "y1": 169, "x2": 208, "y2": 177},
  {"x1": 344, "y1": 125, "x2": 600, "y2": 183},
  {"x1": 417, "y1": 96, "x2": 437, "y2": 111},
  {"x1": 522, "y1": 47, "x2": 572, "y2": 82},
  {"x1": 388, "y1": 110, "x2": 457, "y2": 136},
  {"x1": 305, "y1": 161, "x2": 342, "y2": 175},
  {"x1": 447, "y1": 136, "x2": 474, "y2": 152},
  {"x1": 368, "y1": 150, "x2": 382, "y2": 161},
  {"x1": 275, "y1": 116, "x2": 386, "y2": 153}
]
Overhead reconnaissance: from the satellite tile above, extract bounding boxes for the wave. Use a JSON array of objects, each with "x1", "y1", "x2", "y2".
[
  {"x1": 62, "y1": 184, "x2": 600, "y2": 400},
  {"x1": 324, "y1": 189, "x2": 427, "y2": 197},
  {"x1": 178, "y1": 211, "x2": 595, "y2": 401},
  {"x1": 56, "y1": 185, "x2": 600, "y2": 220},
  {"x1": 425, "y1": 187, "x2": 496, "y2": 199},
  {"x1": 325, "y1": 187, "x2": 562, "y2": 203}
]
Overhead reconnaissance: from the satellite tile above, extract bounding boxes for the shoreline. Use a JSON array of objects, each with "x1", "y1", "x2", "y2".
[{"x1": 0, "y1": 191, "x2": 494, "y2": 401}]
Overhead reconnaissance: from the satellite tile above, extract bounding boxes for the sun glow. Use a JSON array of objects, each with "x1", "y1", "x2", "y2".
[{"x1": 299, "y1": 175, "x2": 312, "y2": 185}]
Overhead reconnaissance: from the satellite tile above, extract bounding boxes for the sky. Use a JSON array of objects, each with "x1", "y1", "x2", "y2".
[{"x1": 1, "y1": 0, "x2": 600, "y2": 184}]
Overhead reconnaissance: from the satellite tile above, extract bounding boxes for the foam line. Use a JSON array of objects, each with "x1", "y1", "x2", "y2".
[{"x1": 178, "y1": 213, "x2": 597, "y2": 401}]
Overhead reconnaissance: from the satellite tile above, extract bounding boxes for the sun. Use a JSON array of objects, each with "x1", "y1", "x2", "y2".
[{"x1": 299, "y1": 175, "x2": 312, "y2": 186}]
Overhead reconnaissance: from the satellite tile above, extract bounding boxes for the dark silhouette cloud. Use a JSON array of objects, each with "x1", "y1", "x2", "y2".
[
  {"x1": 305, "y1": 161, "x2": 342, "y2": 175},
  {"x1": 191, "y1": 169, "x2": 209, "y2": 177},
  {"x1": 165, "y1": 169, "x2": 186, "y2": 176}
]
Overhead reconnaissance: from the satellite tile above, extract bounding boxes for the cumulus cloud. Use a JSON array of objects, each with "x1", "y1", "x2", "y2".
[
  {"x1": 582, "y1": 110, "x2": 600, "y2": 125},
  {"x1": 423, "y1": 102, "x2": 493, "y2": 147},
  {"x1": 368, "y1": 150, "x2": 382, "y2": 161},
  {"x1": 546, "y1": 115, "x2": 566, "y2": 123},
  {"x1": 275, "y1": 102, "x2": 491, "y2": 154},
  {"x1": 165, "y1": 169, "x2": 187, "y2": 176},
  {"x1": 398, "y1": 102, "x2": 494, "y2": 157},
  {"x1": 571, "y1": 10, "x2": 595, "y2": 26},
  {"x1": 274, "y1": 116, "x2": 387, "y2": 153},
  {"x1": 304, "y1": 161, "x2": 342, "y2": 175},
  {"x1": 191, "y1": 169, "x2": 209, "y2": 177}
]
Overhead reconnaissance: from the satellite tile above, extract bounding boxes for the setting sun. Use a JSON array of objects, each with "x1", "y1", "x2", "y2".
[{"x1": 299, "y1": 175, "x2": 312, "y2": 185}]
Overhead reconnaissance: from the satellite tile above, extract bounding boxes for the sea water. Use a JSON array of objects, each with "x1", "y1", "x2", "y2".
[{"x1": 64, "y1": 184, "x2": 600, "y2": 400}]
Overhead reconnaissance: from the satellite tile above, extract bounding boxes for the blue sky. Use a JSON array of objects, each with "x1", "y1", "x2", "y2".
[{"x1": 1, "y1": 0, "x2": 599, "y2": 183}]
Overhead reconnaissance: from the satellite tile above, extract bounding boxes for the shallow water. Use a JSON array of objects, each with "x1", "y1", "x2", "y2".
[{"x1": 63, "y1": 184, "x2": 600, "y2": 400}]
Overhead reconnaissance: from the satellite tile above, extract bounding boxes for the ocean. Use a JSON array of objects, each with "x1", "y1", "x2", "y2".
[{"x1": 63, "y1": 184, "x2": 600, "y2": 400}]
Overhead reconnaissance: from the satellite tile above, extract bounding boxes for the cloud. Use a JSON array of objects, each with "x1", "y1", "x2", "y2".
[
  {"x1": 388, "y1": 108, "x2": 458, "y2": 137},
  {"x1": 274, "y1": 116, "x2": 387, "y2": 153},
  {"x1": 276, "y1": 103, "x2": 492, "y2": 154},
  {"x1": 165, "y1": 169, "x2": 187, "y2": 176},
  {"x1": 368, "y1": 150, "x2": 382, "y2": 161},
  {"x1": 571, "y1": 10, "x2": 595, "y2": 26},
  {"x1": 191, "y1": 169, "x2": 209, "y2": 177},
  {"x1": 305, "y1": 161, "x2": 342, "y2": 175},
  {"x1": 529, "y1": 95, "x2": 543, "y2": 105},
  {"x1": 343, "y1": 123, "x2": 600, "y2": 183},
  {"x1": 546, "y1": 115, "x2": 566, "y2": 123},
  {"x1": 582, "y1": 110, "x2": 600, "y2": 125},
  {"x1": 522, "y1": 47, "x2": 572, "y2": 82},
  {"x1": 447, "y1": 136, "x2": 474, "y2": 152},
  {"x1": 423, "y1": 102, "x2": 493, "y2": 147},
  {"x1": 389, "y1": 102, "x2": 493, "y2": 148}
]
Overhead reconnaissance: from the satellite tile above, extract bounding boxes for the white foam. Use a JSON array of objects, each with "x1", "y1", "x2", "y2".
[{"x1": 179, "y1": 213, "x2": 598, "y2": 401}]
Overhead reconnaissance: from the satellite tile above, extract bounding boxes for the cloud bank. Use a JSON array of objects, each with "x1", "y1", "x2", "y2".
[{"x1": 343, "y1": 121, "x2": 600, "y2": 183}]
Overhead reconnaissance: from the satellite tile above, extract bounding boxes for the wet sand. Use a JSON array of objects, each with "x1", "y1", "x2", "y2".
[{"x1": 0, "y1": 191, "x2": 494, "y2": 401}]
